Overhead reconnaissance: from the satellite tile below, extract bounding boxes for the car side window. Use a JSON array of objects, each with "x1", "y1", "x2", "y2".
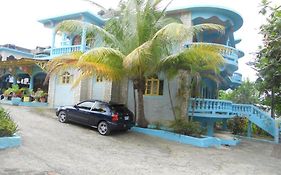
[
  {"x1": 92, "y1": 102, "x2": 107, "y2": 113},
  {"x1": 77, "y1": 101, "x2": 95, "y2": 111}
]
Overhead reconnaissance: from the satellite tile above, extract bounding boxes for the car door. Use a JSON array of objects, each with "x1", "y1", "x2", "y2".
[
  {"x1": 69, "y1": 101, "x2": 95, "y2": 125},
  {"x1": 90, "y1": 102, "x2": 110, "y2": 126}
]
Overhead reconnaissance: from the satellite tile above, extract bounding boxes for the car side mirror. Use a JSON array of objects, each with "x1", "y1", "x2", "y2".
[{"x1": 74, "y1": 105, "x2": 78, "y2": 108}]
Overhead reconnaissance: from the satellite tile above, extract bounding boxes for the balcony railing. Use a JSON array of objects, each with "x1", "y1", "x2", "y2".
[
  {"x1": 34, "y1": 54, "x2": 50, "y2": 59},
  {"x1": 50, "y1": 45, "x2": 82, "y2": 56},
  {"x1": 188, "y1": 98, "x2": 233, "y2": 116},
  {"x1": 188, "y1": 43, "x2": 244, "y2": 66},
  {"x1": 230, "y1": 72, "x2": 242, "y2": 84},
  {"x1": 188, "y1": 98, "x2": 277, "y2": 138}
]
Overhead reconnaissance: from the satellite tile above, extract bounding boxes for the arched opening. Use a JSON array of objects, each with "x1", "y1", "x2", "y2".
[
  {"x1": 72, "y1": 35, "x2": 81, "y2": 45},
  {"x1": 7, "y1": 55, "x2": 16, "y2": 61},
  {"x1": 33, "y1": 72, "x2": 48, "y2": 93},
  {"x1": 0, "y1": 74, "x2": 12, "y2": 92},
  {"x1": 17, "y1": 73, "x2": 31, "y2": 89}
]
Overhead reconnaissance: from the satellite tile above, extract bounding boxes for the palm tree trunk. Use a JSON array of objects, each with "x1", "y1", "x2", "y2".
[
  {"x1": 167, "y1": 80, "x2": 176, "y2": 120},
  {"x1": 178, "y1": 70, "x2": 191, "y2": 120},
  {"x1": 137, "y1": 87, "x2": 148, "y2": 127},
  {"x1": 134, "y1": 79, "x2": 148, "y2": 127},
  {"x1": 133, "y1": 86, "x2": 137, "y2": 122}
]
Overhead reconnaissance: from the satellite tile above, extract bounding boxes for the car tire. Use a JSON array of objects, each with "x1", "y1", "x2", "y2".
[
  {"x1": 98, "y1": 121, "x2": 110, "y2": 136},
  {"x1": 58, "y1": 111, "x2": 67, "y2": 123}
]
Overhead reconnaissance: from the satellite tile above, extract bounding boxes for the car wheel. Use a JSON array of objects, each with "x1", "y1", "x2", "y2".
[
  {"x1": 98, "y1": 121, "x2": 110, "y2": 135},
  {"x1": 58, "y1": 111, "x2": 67, "y2": 123}
]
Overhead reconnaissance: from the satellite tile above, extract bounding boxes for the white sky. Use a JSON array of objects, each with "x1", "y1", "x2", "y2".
[{"x1": 0, "y1": 0, "x2": 279, "y2": 81}]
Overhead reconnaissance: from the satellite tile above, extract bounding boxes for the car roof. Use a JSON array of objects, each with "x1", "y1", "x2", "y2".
[{"x1": 83, "y1": 99, "x2": 125, "y2": 106}]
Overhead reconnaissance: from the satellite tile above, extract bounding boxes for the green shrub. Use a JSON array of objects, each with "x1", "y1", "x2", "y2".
[
  {"x1": 228, "y1": 116, "x2": 247, "y2": 135},
  {"x1": 170, "y1": 118, "x2": 205, "y2": 137},
  {"x1": 0, "y1": 108, "x2": 18, "y2": 137}
]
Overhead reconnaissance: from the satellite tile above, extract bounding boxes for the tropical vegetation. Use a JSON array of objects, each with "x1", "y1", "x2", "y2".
[
  {"x1": 47, "y1": 0, "x2": 224, "y2": 127},
  {"x1": 255, "y1": 0, "x2": 281, "y2": 117},
  {"x1": 219, "y1": 79, "x2": 260, "y2": 104},
  {"x1": 0, "y1": 108, "x2": 18, "y2": 137}
]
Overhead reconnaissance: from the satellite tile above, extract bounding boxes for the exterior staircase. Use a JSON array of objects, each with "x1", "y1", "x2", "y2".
[{"x1": 188, "y1": 98, "x2": 281, "y2": 143}]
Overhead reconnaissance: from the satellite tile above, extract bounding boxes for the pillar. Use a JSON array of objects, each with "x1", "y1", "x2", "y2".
[
  {"x1": 247, "y1": 120, "x2": 252, "y2": 138},
  {"x1": 29, "y1": 75, "x2": 34, "y2": 90},
  {"x1": 12, "y1": 75, "x2": 17, "y2": 85},
  {"x1": 80, "y1": 23, "x2": 87, "y2": 52},
  {"x1": 207, "y1": 120, "x2": 215, "y2": 136},
  {"x1": 51, "y1": 28, "x2": 56, "y2": 48},
  {"x1": 222, "y1": 119, "x2": 228, "y2": 131},
  {"x1": 274, "y1": 121, "x2": 280, "y2": 144}
]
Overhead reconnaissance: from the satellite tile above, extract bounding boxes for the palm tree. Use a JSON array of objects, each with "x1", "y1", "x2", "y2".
[{"x1": 47, "y1": 0, "x2": 224, "y2": 127}]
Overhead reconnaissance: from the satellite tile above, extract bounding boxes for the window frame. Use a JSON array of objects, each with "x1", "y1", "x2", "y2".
[
  {"x1": 60, "y1": 71, "x2": 72, "y2": 84},
  {"x1": 77, "y1": 101, "x2": 95, "y2": 111},
  {"x1": 145, "y1": 78, "x2": 163, "y2": 96}
]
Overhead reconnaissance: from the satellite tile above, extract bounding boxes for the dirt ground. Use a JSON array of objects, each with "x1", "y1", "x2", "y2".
[{"x1": 1, "y1": 104, "x2": 281, "y2": 175}]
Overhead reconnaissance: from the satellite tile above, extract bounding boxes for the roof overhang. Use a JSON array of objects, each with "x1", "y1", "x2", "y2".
[
  {"x1": 0, "y1": 47, "x2": 33, "y2": 58},
  {"x1": 0, "y1": 58, "x2": 48, "y2": 68},
  {"x1": 168, "y1": 6, "x2": 243, "y2": 31},
  {"x1": 38, "y1": 11, "x2": 105, "y2": 27}
]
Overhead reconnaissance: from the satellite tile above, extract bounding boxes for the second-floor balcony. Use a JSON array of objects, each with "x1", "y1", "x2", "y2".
[
  {"x1": 51, "y1": 45, "x2": 88, "y2": 57},
  {"x1": 230, "y1": 72, "x2": 242, "y2": 85},
  {"x1": 188, "y1": 43, "x2": 244, "y2": 73},
  {"x1": 33, "y1": 45, "x2": 90, "y2": 59}
]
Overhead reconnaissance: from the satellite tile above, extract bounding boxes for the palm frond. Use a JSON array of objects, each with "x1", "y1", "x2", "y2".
[
  {"x1": 45, "y1": 51, "x2": 82, "y2": 84},
  {"x1": 46, "y1": 51, "x2": 82, "y2": 74},
  {"x1": 192, "y1": 23, "x2": 225, "y2": 35},
  {"x1": 123, "y1": 41, "x2": 159, "y2": 77},
  {"x1": 159, "y1": 43, "x2": 225, "y2": 79},
  {"x1": 77, "y1": 47, "x2": 125, "y2": 81}
]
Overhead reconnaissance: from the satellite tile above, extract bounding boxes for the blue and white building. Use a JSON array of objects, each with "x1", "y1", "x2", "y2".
[{"x1": 0, "y1": 5, "x2": 279, "y2": 143}]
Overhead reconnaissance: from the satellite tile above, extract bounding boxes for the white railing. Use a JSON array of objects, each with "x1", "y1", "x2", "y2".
[{"x1": 51, "y1": 45, "x2": 82, "y2": 56}]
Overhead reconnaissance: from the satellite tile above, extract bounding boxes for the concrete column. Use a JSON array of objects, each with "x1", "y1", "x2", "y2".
[
  {"x1": 29, "y1": 75, "x2": 34, "y2": 90},
  {"x1": 274, "y1": 121, "x2": 280, "y2": 144},
  {"x1": 247, "y1": 120, "x2": 252, "y2": 138},
  {"x1": 51, "y1": 28, "x2": 56, "y2": 48},
  {"x1": 222, "y1": 119, "x2": 228, "y2": 131},
  {"x1": 207, "y1": 120, "x2": 215, "y2": 136},
  {"x1": 80, "y1": 23, "x2": 87, "y2": 52},
  {"x1": 12, "y1": 76, "x2": 17, "y2": 85}
]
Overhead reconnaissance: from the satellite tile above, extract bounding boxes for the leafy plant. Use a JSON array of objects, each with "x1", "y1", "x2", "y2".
[
  {"x1": 227, "y1": 116, "x2": 247, "y2": 135},
  {"x1": 219, "y1": 79, "x2": 260, "y2": 104},
  {"x1": 0, "y1": 108, "x2": 18, "y2": 137},
  {"x1": 151, "y1": 121, "x2": 163, "y2": 130},
  {"x1": 170, "y1": 118, "x2": 205, "y2": 137},
  {"x1": 20, "y1": 88, "x2": 32, "y2": 97},
  {"x1": 3, "y1": 88, "x2": 12, "y2": 97}
]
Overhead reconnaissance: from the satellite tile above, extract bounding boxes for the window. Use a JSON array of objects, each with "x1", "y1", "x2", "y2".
[
  {"x1": 92, "y1": 102, "x2": 107, "y2": 112},
  {"x1": 96, "y1": 76, "x2": 103, "y2": 82},
  {"x1": 145, "y1": 78, "x2": 164, "y2": 96},
  {"x1": 72, "y1": 35, "x2": 81, "y2": 45},
  {"x1": 77, "y1": 101, "x2": 95, "y2": 110},
  {"x1": 60, "y1": 72, "x2": 72, "y2": 84}
]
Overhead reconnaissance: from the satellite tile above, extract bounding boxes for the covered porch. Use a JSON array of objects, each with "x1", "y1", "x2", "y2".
[{"x1": 0, "y1": 58, "x2": 49, "y2": 106}]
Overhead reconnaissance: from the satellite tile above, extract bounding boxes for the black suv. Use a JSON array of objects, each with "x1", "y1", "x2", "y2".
[{"x1": 56, "y1": 100, "x2": 135, "y2": 135}]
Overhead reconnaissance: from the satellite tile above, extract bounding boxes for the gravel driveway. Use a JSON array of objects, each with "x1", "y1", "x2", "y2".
[{"x1": 0, "y1": 104, "x2": 281, "y2": 175}]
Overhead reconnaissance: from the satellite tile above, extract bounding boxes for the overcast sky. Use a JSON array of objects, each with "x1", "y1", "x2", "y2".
[{"x1": 0, "y1": 0, "x2": 279, "y2": 81}]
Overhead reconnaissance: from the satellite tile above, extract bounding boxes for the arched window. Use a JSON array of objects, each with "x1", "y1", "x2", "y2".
[
  {"x1": 7, "y1": 55, "x2": 16, "y2": 61},
  {"x1": 60, "y1": 72, "x2": 72, "y2": 84},
  {"x1": 72, "y1": 35, "x2": 81, "y2": 45}
]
